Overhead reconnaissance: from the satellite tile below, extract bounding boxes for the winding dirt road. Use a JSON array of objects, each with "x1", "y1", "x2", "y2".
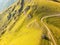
[{"x1": 41, "y1": 14, "x2": 60, "y2": 45}]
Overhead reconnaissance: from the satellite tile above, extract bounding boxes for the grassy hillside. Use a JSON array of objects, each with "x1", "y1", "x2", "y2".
[{"x1": 0, "y1": 0, "x2": 60, "y2": 45}]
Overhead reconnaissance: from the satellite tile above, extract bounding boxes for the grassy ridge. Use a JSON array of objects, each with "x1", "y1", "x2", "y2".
[{"x1": 0, "y1": 0, "x2": 60, "y2": 45}]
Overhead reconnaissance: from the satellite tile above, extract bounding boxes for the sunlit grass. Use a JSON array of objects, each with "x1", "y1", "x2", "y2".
[{"x1": 0, "y1": 0, "x2": 60, "y2": 45}]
